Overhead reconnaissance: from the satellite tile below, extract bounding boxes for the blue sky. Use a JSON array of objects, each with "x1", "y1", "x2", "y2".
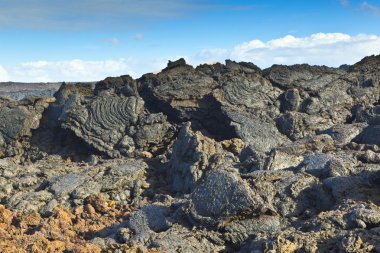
[{"x1": 0, "y1": 0, "x2": 380, "y2": 82}]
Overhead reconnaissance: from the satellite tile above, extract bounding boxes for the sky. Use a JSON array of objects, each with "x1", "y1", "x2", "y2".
[{"x1": 0, "y1": 0, "x2": 380, "y2": 82}]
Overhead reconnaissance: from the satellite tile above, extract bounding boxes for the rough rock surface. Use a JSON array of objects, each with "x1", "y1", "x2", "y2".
[
  {"x1": 168, "y1": 122, "x2": 244, "y2": 193},
  {"x1": 1, "y1": 55, "x2": 380, "y2": 252},
  {"x1": 0, "y1": 97, "x2": 52, "y2": 158},
  {"x1": 59, "y1": 83, "x2": 175, "y2": 158},
  {"x1": 187, "y1": 168, "x2": 268, "y2": 228}
]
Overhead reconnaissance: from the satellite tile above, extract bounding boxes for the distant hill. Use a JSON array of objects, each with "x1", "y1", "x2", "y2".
[
  {"x1": 0, "y1": 82, "x2": 95, "y2": 100},
  {"x1": 0, "y1": 82, "x2": 61, "y2": 100}
]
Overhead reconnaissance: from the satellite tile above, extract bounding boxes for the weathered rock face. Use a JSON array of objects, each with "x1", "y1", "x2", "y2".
[
  {"x1": 168, "y1": 122, "x2": 245, "y2": 194},
  {"x1": 228, "y1": 112, "x2": 289, "y2": 152},
  {"x1": 139, "y1": 59, "x2": 237, "y2": 141},
  {"x1": 0, "y1": 97, "x2": 51, "y2": 158},
  {"x1": 168, "y1": 123, "x2": 224, "y2": 194},
  {"x1": 1, "y1": 157, "x2": 148, "y2": 214},
  {"x1": 276, "y1": 111, "x2": 335, "y2": 140},
  {"x1": 320, "y1": 123, "x2": 366, "y2": 146},
  {"x1": 140, "y1": 59, "x2": 287, "y2": 150},
  {"x1": 94, "y1": 75, "x2": 137, "y2": 96},
  {"x1": 62, "y1": 93, "x2": 144, "y2": 157},
  {"x1": 264, "y1": 64, "x2": 344, "y2": 92},
  {"x1": 60, "y1": 90, "x2": 175, "y2": 158},
  {"x1": 2, "y1": 55, "x2": 380, "y2": 252},
  {"x1": 349, "y1": 55, "x2": 380, "y2": 99},
  {"x1": 187, "y1": 169, "x2": 267, "y2": 227}
]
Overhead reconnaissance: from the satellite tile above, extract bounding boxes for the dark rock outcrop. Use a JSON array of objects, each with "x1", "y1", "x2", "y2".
[
  {"x1": 60, "y1": 88, "x2": 175, "y2": 158},
  {"x1": 2, "y1": 55, "x2": 380, "y2": 252},
  {"x1": 0, "y1": 97, "x2": 52, "y2": 158},
  {"x1": 187, "y1": 168, "x2": 268, "y2": 228}
]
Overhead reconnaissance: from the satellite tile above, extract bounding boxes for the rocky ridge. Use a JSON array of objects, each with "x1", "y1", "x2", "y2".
[{"x1": 1, "y1": 55, "x2": 380, "y2": 252}]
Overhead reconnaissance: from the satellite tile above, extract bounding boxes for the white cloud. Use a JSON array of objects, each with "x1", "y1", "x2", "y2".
[
  {"x1": 8, "y1": 59, "x2": 139, "y2": 82},
  {"x1": 0, "y1": 65, "x2": 10, "y2": 82},
  {"x1": 231, "y1": 33, "x2": 380, "y2": 67},
  {"x1": 3, "y1": 33, "x2": 380, "y2": 82},
  {"x1": 361, "y1": 2, "x2": 380, "y2": 16}
]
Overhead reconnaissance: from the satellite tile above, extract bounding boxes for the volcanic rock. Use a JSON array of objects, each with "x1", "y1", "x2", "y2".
[
  {"x1": 1, "y1": 55, "x2": 380, "y2": 252},
  {"x1": 0, "y1": 97, "x2": 51, "y2": 158}
]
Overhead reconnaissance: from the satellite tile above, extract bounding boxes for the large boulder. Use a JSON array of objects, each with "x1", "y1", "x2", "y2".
[
  {"x1": 168, "y1": 123, "x2": 224, "y2": 194},
  {"x1": 0, "y1": 97, "x2": 51, "y2": 158},
  {"x1": 354, "y1": 125, "x2": 380, "y2": 146},
  {"x1": 228, "y1": 112, "x2": 289, "y2": 153},
  {"x1": 139, "y1": 58, "x2": 217, "y2": 121},
  {"x1": 187, "y1": 168, "x2": 268, "y2": 227},
  {"x1": 264, "y1": 64, "x2": 344, "y2": 92},
  {"x1": 62, "y1": 93, "x2": 144, "y2": 157},
  {"x1": 60, "y1": 88, "x2": 174, "y2": 158},
  {"x1": 321, "y1": 123, "x2": 366, "y2": 146},
  {"x1": 276, "y1": 112, "x2": 334, "y2": 140},
  {"x1": 94, "y1": 75, "x2": 137, "y2": 96},
  {"x1": 139, "y1": 59, "x2": 284, "y2": 142},
  {"x1": 168, "y1": 123, "x2": 245, "y2": 194}
]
